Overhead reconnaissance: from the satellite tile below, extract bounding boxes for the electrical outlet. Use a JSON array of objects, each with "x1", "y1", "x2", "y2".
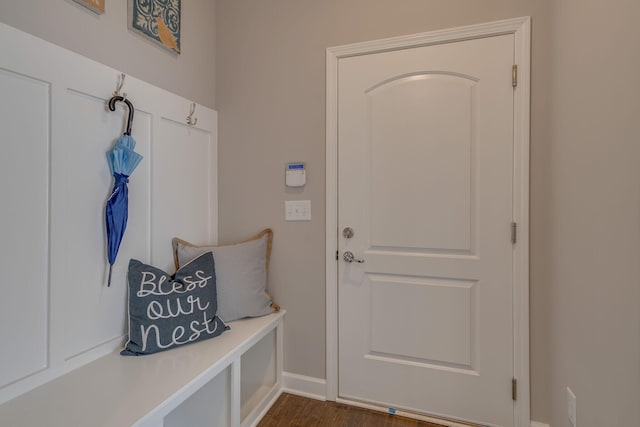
[{"x1": 567, "y1": 387, "x2": 576, "y2": 426}]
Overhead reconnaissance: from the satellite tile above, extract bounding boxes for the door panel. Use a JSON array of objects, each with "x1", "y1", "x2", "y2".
[
  {"x1": 338, "y1": 34, "x2": 515, "y2": 427},
  {"x1": 369, "y1": 73, "x2": 475, "y2": 252},
  {"x1": 369, "y1": 275, "x2": 475, "y2": 367}
]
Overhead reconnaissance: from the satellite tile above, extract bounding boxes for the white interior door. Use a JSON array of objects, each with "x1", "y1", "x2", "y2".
[{"x1": 338, "y1": 34, "x2": 516, "y2": 427}]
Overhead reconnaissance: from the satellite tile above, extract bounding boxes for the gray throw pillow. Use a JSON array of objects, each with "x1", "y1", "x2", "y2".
[
  {"x1": 172, "y1": 229, "x2": 277, "y2": 322},
  {"x1": 121, "y1": 252, "x2": 228, "y2": 356}
]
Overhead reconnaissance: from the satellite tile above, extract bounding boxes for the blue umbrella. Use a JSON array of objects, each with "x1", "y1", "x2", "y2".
[{"x1": 105, "y1": 96, "x2": 142, "y2": 286}]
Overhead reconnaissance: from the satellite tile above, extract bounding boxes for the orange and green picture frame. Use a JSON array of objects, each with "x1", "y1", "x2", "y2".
[
  {"x1": 129, "y1": 0, "x2": 181, "y2": 54},
  {"x1": 73, "y1": 0, "x2": 105, "y2": 14}
]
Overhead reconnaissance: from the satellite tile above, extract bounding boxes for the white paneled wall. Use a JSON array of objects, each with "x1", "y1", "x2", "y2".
[
  {"x1": 0, "y1": 23, "x2": 217, "y2": 403},
  {"x1": 60, "y1": 92, "x2": 152, "y2": 362},
  {"x1": 152, "y1": 119, "x2": 217, "y2": 272},
  {"x1": 0, "y1": 69, "x2": 50, "y2": 388}
]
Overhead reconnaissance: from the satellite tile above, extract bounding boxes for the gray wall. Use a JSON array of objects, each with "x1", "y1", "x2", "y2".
[
  {"x1": 545, "y1": 1, "x2": 640, "y2": 426},
  {"x1": 0, "y1": 0, "x2": 216, "y2": 108},
  {"x1": 215, "y1": 1, "x2": 640, "y2": 426},
  {"x1": 3, "y1": 1, "x2": 639, "y2": 425}
]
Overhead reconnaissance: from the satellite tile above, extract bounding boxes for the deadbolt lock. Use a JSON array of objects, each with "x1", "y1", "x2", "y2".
[{"x1": 343, "y1": 227, "x2": 354, "y2": 239}]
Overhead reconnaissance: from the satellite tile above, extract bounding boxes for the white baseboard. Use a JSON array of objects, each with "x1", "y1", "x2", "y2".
[
  {"x1": 531, "y1": 422, "x2": 550, "y2": 427},
  {"x1": 281, "y1": 372, "x2": 327, "y2": 401}
]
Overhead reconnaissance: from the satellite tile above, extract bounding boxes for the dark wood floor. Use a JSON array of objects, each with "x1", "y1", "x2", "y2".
[{"x1": 258, "y1": 393, "x2": 444, "y2": 427}]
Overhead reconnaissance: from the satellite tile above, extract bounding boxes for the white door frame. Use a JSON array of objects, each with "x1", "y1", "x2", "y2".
[{"x1": 325, "y1": 17, "x2": 531, "y2": 426}]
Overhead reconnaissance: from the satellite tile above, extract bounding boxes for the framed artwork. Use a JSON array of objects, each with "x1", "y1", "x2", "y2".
[
  {"x1": 73, "y1": 0, "x2": 105, "y2": 14},
  {"x1": 129, "y1": 0, "x2": 181, "y2": 54}
]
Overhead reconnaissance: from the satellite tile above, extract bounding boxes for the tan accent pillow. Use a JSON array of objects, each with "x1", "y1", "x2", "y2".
[{"x1": 172, "y1": 229, "x2": 279, "y2": 322}]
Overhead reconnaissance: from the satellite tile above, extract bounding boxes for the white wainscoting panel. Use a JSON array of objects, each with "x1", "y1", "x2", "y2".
[
  {"x1": 152, "y1": 118, "x2": 217, "y2": 272},
  {"x1": 0, "y1": 23, "x2": 217, "y2": 404},
  {"x1": 0, "y1": 69, "x2": 50, "y2": 389},
  {"x1": 61, "y1": 91, "x2": 152, "y2": 362}
]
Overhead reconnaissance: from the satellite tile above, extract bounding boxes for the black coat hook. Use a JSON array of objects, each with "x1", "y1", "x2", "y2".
[{"x1": 108, "y1": 95, "x2": 135, "y2": 136}]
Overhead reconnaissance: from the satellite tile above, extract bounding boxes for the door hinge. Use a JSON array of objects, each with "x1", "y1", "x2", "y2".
[
  {"x1": 336, "y1": 250, "x2": 339, "y2": 261},
  {"x1": 512, "y1": 378, "x2": 517, "y2": 401},
  {"x1": 511, "y1": 222, "x2": 517, "y2": 244},
  {"x1": 512, "y1": 64, "x2": 518, "y2": 88}
]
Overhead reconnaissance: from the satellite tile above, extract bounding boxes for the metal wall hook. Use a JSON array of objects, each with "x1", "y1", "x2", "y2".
[
  {"x1": 187, "y1": 102, "x2": 198, "y2": 126},
  {"x1": 113, "y1": 73, "x2": 126, "y2": 97}
]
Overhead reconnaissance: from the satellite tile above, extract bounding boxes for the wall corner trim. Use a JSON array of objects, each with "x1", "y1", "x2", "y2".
[{"x1": 281, "y1": 372, "x2": 327, "y2": 401}]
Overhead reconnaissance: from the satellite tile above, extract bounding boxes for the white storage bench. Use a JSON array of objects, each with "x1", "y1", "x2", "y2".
[{"x1": 0, "y1": 311, "x2": 285, "y2": 427}]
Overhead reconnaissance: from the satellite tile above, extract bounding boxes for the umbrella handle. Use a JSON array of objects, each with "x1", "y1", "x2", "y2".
[{"x1": 108, "y1": 95, "x2": 135, "y2": 136}]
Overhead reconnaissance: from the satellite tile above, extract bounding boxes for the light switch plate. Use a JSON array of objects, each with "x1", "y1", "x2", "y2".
[{"x1": 285, "y1": 200, "x2": 311, "y2": 221}]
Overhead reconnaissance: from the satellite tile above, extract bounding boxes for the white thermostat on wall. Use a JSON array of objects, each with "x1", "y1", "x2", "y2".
[{"x1": 285, "y1": 162, "x2": 306, "y2": 187}]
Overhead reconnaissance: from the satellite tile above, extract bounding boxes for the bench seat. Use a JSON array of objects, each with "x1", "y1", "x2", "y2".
[{"x1": 0, "y1": 311, "x2": 285, "y2": 427}]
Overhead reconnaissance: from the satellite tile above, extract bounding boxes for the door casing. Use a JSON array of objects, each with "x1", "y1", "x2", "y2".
[{"x1": 325, "y1": 16, "x2": 531, "y2": 426}]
